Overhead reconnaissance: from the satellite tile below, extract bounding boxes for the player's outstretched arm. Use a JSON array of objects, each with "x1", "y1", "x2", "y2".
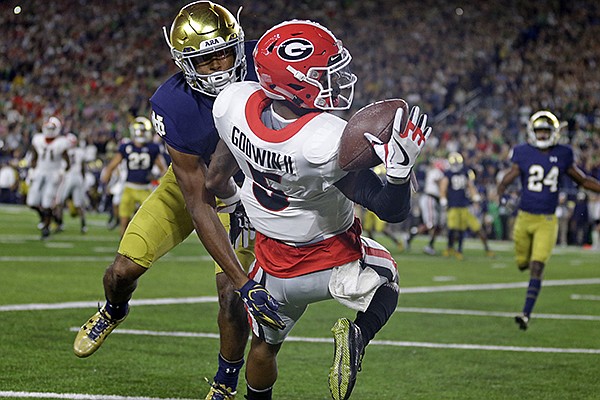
[
  {"x1": 168, "y1": 145, "x2": 248, "y2": 286},
  {"x1": 205, "y1": 139, "x2": 242, "y2": 207},
  {"x1": 337, "y1": 105, "x2": 432, "y2": 223},
  {"x1": 100, "y1": 153, "x2": 124, "y2": 184},
  {"x1": 496, "y1": 163, "x2": 520, "y2": 200},
  {"x1": 169, "y1": 144, "x2": 285, "y2": 331},
  {"x1": 567, "y1": 164, "x2": 600, "y2": 193}
]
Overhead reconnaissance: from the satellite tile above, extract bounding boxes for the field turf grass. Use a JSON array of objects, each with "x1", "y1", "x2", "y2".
[{"x1": 1, "y1": 204, "x2": 599, "y2": 399}]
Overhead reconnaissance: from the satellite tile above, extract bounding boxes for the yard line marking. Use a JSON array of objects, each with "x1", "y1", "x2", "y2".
[
  {"x1": 65, "y1": 327, "x2": 600, "y2": 355},
  {"x1": 0, "y1": 255, "x2": 213, "y2": 262},
  {"x1": 571, "y1": 294, "x2": 600, "y2": 301},
  {"x1": 395, "y1": 307, "x2": 600, "y2": 321},
  {"x1": 0, "y1": 391, "x2": 195, "y2": 399},
  {"x1": 400, "y1": 278, "x2": 600, "y2": 293},
  {"x1": 0, "y1": 297, "x2": 218, "y2": 312}
]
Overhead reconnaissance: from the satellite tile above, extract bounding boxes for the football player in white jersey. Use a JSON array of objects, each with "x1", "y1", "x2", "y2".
[
  {"x1": 407, "y1": 159, "x2": 446, "y2": 254},
  {"x1": 26, "y1": 116, "x2": 72, "y2": 239},
  {"x1": 207, "y1": 20, "x2": 431, "y2": 400},
  {"x1": 56, "y1": 133, "x2": 90, "y2": 234}
]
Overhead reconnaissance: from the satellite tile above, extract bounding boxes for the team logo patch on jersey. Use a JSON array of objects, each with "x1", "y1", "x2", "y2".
[{"x1": 277, "y1": 38, "x2": 314, "y2": 61}]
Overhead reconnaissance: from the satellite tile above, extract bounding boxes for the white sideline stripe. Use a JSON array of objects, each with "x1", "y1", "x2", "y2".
[
  {"x1": 400, "y1": 278, "x2": 600, "y2": 293},
  {"x1": 395, "y1": 307, "x2": 600, "y2": 321},
  {"x1": 0, "y1": 255, "x2": 212, "y2": 262},
  {"x1": 66, "y1": 327, "x2": 600, "y2": 355},
  {"x1": 571, "y1": 294, "x2": 600, "y2": 301},
  {"x1": 2, "y1": 277, "x2": 599, "y2": 312},
  {"x1": 0, "y1": 297, "x2": 218, "y2": 312},
  {"x1": 0, "y1": 391, "x2": 194, "y2": 400}
]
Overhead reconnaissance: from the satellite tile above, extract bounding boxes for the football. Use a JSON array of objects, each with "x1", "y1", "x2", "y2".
[{"x1": 338, "y1": 98, "x2": 409, "y2": 171}]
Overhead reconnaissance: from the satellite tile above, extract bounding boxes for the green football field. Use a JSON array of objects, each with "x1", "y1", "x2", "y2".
[{"x1": 1, "y1": 204, "x2": 599, "y2": 400}]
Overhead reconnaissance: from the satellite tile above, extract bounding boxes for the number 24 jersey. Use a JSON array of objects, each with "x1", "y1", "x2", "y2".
[{"x1": 511, "y1": 143, "x2": 573, "y2": 215}]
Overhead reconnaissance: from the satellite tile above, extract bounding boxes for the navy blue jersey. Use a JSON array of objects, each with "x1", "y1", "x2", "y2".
[
  {"x1": 150, "y1": 41, "x2": 258, "y2": 162},
  {"x1": 119, "y1": 141, "x2": 161, "y2": 184},
  {"x1": 511, "y1": 143, "x2": 574, "y2": 214},
  {"x1": 445, "y1": 167, "x2": 473, "y2": 207}
]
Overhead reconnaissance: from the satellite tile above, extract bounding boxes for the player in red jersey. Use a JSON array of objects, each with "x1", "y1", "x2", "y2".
[{"x1": 207, "y1": 20, "x2": 431, "y2": 400}]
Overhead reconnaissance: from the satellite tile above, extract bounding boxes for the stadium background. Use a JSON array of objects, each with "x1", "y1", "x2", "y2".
[
  {"x1": 1, "y1": 2, "x2": 600, "y2": 400},
  {"x1": 0, "y1": 0, "x2": 599, "y2": 239}
]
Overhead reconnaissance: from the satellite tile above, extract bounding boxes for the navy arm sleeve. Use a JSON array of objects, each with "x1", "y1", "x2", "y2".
[{"x1": 335, "y1": 169, "x2": 411, "y2": 223}]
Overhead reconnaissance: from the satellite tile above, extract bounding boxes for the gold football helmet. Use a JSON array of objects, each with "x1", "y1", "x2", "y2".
[
  {"x1": 448, "y1": 152, "x2": 463, "y2": 172},
  {"x1": 129, "y1": 116, "x2": 153, "y2": 144},
  {"x1": 164, "y1": 1, "x2": 246, "y2": 96},
  {"x1": 527, "y1": 110, "x2": 562, "y2": 149}
]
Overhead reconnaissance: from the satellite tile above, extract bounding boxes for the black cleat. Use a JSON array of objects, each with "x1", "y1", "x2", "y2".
[{"x1": 515, "y1": 314, "x2": 529, "y2": 330}]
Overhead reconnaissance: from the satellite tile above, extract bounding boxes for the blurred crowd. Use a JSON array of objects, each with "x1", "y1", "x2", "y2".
[{"x1": 1, "y1": 0, "x2": 599, "y2": 245}]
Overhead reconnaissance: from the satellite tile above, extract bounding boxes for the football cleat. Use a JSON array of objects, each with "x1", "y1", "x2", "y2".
[
  {"x1": 423, "y1": 245, "x2": 436, "y2": 256},
  {"x1": 204, "y1": 379, "x2": 236, "y2": 400},
  {"x1": 41, "y1": 227, "x2": 50, "y2": 240},
  {"x1": 518, "y1": 264, "x2": 529, "y2": 272},
  {"x1": 515, "y1": 314, "x2": 529, "y2": 331},
  {"x1": 454, "y1": 251, "x2": 464, "y2": 261},
  {"x1": 328, "y1": 318, "x2": 365, "y2": 400},
  {"x1": 485, "y1": 250, "x2": 496, "y2": 258},
  {"x1": 73, "y1": 305, "x2": 127, "y2": 358},
  {"x1": 442, "y1": 248, "x2": 455, "y2": 258}
]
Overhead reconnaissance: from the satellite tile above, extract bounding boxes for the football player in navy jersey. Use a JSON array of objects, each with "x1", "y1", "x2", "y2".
[
  {"x1": 100, "y1": 116, "x2": 167, "y2": 236},
  {"x1": 74, "y1": 3, "x2": 275, "y2": 399},
  {"x1": 497, "y1": 110, "x2": 600, "y2": 330},
  {"x1": 439, "y1": 152, "x2": 493, "y2": 259}
]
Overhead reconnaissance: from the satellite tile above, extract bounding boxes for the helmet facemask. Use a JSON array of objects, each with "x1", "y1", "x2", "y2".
[
  {"x1": 42, "y1": 116, "x2": 62, "y2": 139},
  {"x1": 164, "y1": 2, "x2": 246, "y2": 97},
  {"x1": 130, "y1": 117, "x2": 153, "y2": 145},
  {"x1": 527, "y1": 110, "x2": 562, "y2": 149},
  {"x1": 309, "y1": 48, "x2": 356, "y2": 110},
  {"x1": 448, "y1": 152, "x2": 463, "y2": 172},
  {"x1": 254, "y1": 20, "x2": 357, "y2": 111}
]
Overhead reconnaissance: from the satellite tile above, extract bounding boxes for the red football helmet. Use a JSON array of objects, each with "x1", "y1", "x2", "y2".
[{"x1": 253, "y1": 20, "x2": 357, "y2": 111}]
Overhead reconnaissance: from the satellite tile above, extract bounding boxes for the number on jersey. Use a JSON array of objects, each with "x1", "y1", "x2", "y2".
[{"x1": 527, "y1": 165, "x2": 558, "y2": 192}]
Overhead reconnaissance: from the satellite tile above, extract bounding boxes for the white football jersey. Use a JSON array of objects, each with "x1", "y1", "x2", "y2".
[
  {"x1": 31, "y1": 133, "x2": 72, "y2": 173},
  {"x1": 423, "y1": 166, "x2": 444, "y2": 197},
  {"x1": 65, "y1": 146, "x2": 86, "y2": 177},
  {"x1": 214, "y1": 82, "x2": 354, "y2": 243}
]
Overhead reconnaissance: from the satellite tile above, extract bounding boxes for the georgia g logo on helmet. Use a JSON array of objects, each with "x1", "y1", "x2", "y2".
[{"x1": 277, "y1": 38, "x2": 314, "y2": 62}]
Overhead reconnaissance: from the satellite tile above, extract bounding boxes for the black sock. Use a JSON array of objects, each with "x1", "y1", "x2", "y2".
[
  {"x1": 246, "y1": 384, "x2": 272, "y2": 400},
  {"x1": 105, "y1": 299, "x2": 128, "y2": 320},
  {"x1": 354, "y1": 282, "x2": 399, "y2": 344}
]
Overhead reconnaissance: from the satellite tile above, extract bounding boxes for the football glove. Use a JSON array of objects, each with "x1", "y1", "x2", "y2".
[
  {"x1": 228, "y1": 202, "x2": 255, "y2": 248},
  {"x1": 364, "y1": 105, "x2": 432, "y2": 184},
  {"x1": 235, "y1": 279, "x2": 285, "y2": 331}
]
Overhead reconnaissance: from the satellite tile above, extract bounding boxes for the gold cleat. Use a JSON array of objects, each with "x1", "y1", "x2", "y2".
[
  {"x1": 442, "y1": 248, "x2": 455, "y2": 258},
  {"x1": 73, "y1": 306, "x2": 126, "y2": 358},
  {"x1": 204, "y1": 378, "x2": 236, "y2": 400}
]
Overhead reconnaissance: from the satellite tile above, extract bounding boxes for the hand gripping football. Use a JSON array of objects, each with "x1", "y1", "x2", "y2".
[{"x1": 338, "y1": 98, "x2": 409, "y2": 171}]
